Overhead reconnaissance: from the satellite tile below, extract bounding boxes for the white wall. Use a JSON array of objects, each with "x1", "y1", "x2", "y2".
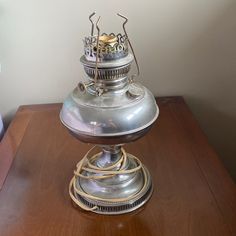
[{"x1": 0, "y1": 0, "x2": 236, "y2": 179}]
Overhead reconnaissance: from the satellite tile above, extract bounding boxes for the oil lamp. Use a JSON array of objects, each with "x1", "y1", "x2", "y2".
[{"x1": 60, "y1": 13, "x2": 159, "y2": 214}]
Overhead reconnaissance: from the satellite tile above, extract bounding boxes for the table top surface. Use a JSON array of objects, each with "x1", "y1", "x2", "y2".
[{"x1": 0, "y1": 96, "x2": 235, "y2": 236}]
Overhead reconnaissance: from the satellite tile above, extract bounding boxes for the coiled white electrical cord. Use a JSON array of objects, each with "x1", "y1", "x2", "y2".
[{"x1": 69, "y1": 146, "x2": 148, "y2": 212}]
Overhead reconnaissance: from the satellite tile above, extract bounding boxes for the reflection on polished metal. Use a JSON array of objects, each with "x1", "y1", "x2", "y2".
[{"x1": 60, "y1": 13, "x2": 159, "y2": 214}]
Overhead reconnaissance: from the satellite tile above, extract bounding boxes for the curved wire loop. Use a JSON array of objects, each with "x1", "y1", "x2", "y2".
[
  {"x1": 117, "y1": 13, "x2": 140, "y2": 82},
  {"x1": 89, "y1": 12, "x2": 96, "y2": 36}
]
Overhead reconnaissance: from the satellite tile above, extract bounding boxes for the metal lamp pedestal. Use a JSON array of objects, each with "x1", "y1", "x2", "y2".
[{"x1": 71, "y1": 145, "x2": 153, "y2": 215}]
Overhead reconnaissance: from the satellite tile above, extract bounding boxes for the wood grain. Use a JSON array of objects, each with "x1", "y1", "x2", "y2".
[
  {"x1": 0, "y1": 97, "x2": 235, "y2": 236},
  {"x1": 0, "y1": 107, "x2": 32, "y2": 189}
]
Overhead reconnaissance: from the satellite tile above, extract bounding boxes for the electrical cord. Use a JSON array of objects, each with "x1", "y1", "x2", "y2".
[{"x1": 69, "y1": 146, "x2": 148, "y2": 212}]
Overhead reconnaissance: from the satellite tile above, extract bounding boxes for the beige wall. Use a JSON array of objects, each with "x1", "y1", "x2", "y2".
[{"x1": 0, "y1": 1, "x2": 236, "y2": 179}]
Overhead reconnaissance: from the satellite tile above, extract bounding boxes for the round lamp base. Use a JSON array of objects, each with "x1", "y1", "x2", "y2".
[{"x1": 69, "y1": 146, "x2": 153, "y2": 215}]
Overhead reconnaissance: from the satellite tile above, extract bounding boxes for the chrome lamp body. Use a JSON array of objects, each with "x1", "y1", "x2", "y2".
[{"x1": 60, "y1": 13, "x2": 159, "y2": 214}]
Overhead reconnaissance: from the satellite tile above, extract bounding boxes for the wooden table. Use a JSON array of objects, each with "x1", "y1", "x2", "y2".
[{"x1": 0, "y1": 97, "x2": 235, "y2": 236}]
